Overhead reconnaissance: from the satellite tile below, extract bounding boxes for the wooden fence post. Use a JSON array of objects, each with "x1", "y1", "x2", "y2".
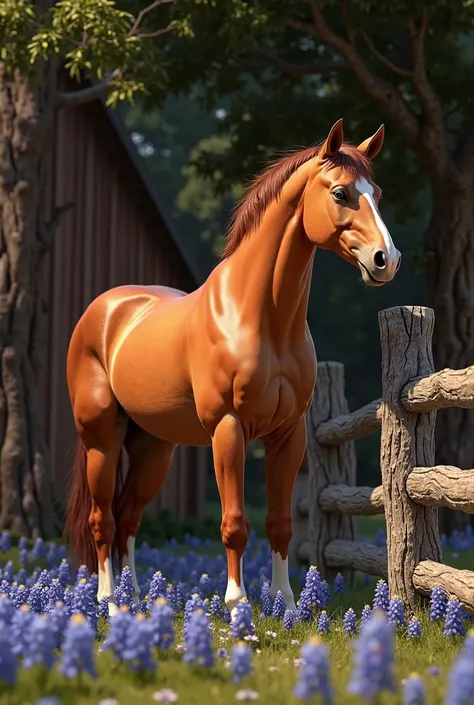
[
  {"x1": 305, "y1": 361, "x2": 357, "y2": 584},
  {"x1": 379, "y1": 306, "x2": 442, "y2": 611}
]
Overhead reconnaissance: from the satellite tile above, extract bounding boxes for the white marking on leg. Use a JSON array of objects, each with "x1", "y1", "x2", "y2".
[
  {"x1": 97, "y1": 556, "x2": 118, "y2": 616},
  {"x1": 121, "y1": 535, "x2": 140, "y2": 603},
  {"x1": 270, "y1": 551, "x2": 296, "y2": 611},
  {"x1": 355, "y1": 177, "x2": 397, "y2": 258},
  {"x1": 225, "y1": 557, "x2": 247, "y2": 618}
]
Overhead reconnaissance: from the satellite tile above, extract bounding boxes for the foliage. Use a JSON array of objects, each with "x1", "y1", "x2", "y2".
[{"x1": 0, "y1": 0, "x2": 175, "y2": 106}]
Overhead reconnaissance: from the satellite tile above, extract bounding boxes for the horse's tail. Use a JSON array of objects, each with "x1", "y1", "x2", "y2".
[
  {"x1": 63, "y1": 438, "x2": 126, "y2": 575},
  {"x1": 63, "y1": 438, "x2": 97, "y2": 574}
]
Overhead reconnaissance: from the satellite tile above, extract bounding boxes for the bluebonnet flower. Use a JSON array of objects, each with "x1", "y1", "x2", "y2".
[
  {"x1": 304, "y1": 566, "x2": 323, "y2": 607},
  {"x1": 72, "y1": 578, "x2": 97, "y2": 631},
  {"x1": 0, "y1": 621, "x2": 17, "y2": 685},
  {"x1": 103, "y1": 606, "x2": 134, "y2": 661},
  {"x1": 19, "y1": 548, "x2": 28, "y2": 567},
  {"x1": 46, "y1": 543, "x2": 57, "y2": 569},
  {"x1": 430, "y1": 586, "x2": 448, "y2": 621},
  {"x1": 76, "y1": 565, "x2": 89, "y2": 582},
  {"x1": 320, "y1": 581, "x2": 331, "y2": 607},
  {"x1": 294, "y1": 637, "x2": 332, "y2": 704},
  {"x1": 11, "y1": 584, "x2": 29, "y2": 609},
  {"x1": 271, "y1": 591, "x2": 286, "y2": 619},
  {"x1": 387, "y1": 596, "x2": 406, "y2": 628},
  {"x1": 407, "y1": 618, "x2": 422, "y2": 640},
  {"x1": 122, "y1": 614, "x2": 155, "y2": 674},
  {"x1": 231, "y1": 599, "x2": 255, "y2": 639},
  {"x1": 347, "y1": 608, "x2": 396, "y2": 701},
  {"x1": 183, "y1": 609, "x2": 214, "y2": 668},
  {"x1": 23, "y1": 614, "x2": 57, "y2": 670},
  {"x1": 283, "y1": 609, "x2": 297, "y2": 630},
  {"x1": 150, "y1": 598, "x2": 174, "y2": 650},
  {"x1": 296, "y1": 588, "x2": 313, "y2": 622},
  {"x1": 317, "y1": 611, "x2": 330, "y2": 634},
  {"x1": 445, "y1": 628, "x2": 474, "y2": 704},
  {"x1": 115, "y1": 567, "x2": 135, "y2": 608},
  {"x1": 11, "y1": 604, "x2": 34, "y2": 657},
  {"x1": 197, "y1": 573, "x2": 213, "y2": 599},
  {"x1": 47, "y1": 578, "x2": 64, "y2": 606},
  {"x1": 184, "y1": 594, "x2": 205, "y2": 638},
  {"x1": 209, "y1": 594, "x2": 223, "y2": 618},
  {"x1": 260, "y1": 580, "x2": 273, "y2": 617},
  {"x1": 47, "y1": 601, "x2": 70, "y2": 646},
  {"x1": 2, "y1": 562, "x2": 13, "y2": 584},
  {"x1": 334, "y1": 573, "x2": 345, "y2": 595},
  {"x1": 0, "y1": 594, "x2": 15, "y2": 625},
  {"x1": 148, "y1": 571, "x2": 167, "y2": 601},
  {"x1": 31, "y1": 537, "x2": 46, "y2": 560},
  {"x1": 343, "y1": 608, "x2": 357, "y2": 635},
  {"x1": 19, "y1": 536, "x2": 28, "y2": 551},
  {"x1": 0, "y1": 531, "x2": 11, "y2": 552},
  {"x1": 403, "y1": 673, "x2": 426, "y2": 705},
  {"x1": 27, "y1": 581, "x2": 47, "y2": 613},
  {"x1": 98, "y1": 596, "x2": 110, "y2": 620},
  {"x1": 444, "y1": 598, "x2": 465, "y2": 637},
  {"x1": 59, "y1": 614, "x2": 96, "y2": 679},
  {"x1": 58, "y1": 560, "x2": 70, "y2": 588},
  {"x1": 231, "y1": 642, "x2": 253, "y2": 683},
  {"x1": 373, "y1": 580, "x2": 389, "y2": 611}
]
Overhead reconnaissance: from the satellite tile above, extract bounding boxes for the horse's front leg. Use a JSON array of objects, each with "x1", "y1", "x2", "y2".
[
  {"x1": 212, "y1": 412, "x2": 249, "y2": 618},
  {"x1": 263, "y1": 418, "x2": 307, "y2": 611}
]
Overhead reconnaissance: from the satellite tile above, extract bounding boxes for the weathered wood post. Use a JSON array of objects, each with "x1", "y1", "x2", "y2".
[
  {"x1": 379, "y1": 306, "x2": 443, "y2": 611},
  {"x1": 304, "y1": 361, "x2": 357, "y2": 584}
]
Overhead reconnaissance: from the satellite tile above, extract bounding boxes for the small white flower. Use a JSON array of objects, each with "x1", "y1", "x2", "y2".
[
  {"x1": 235, "y1": 690, "x2": 259, "y2": 701},
  {"x1": 268, "y1": 665, "x2": 279, "y2": 672},
  {"x1": 294, "y1": 658, "x2": 306, "y2": 668},
  {"x1": 244, "y1": 634, "x2": 259, "y2": 642},
  {"x1": 291, "y1": 639, "x2": 300, "y2": 645},
  {"x1": 265, "y1": 630, "x2": 277, "y2": 638},
  {"x1": 153, "y1": 690, "x2": 179, "y2": 703}
]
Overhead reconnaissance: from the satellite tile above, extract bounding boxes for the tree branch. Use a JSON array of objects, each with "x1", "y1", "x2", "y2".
[
  {"x1": 406, "y1": 14, "x2": 447, "y2": 167},
  {"x1": 244, "y1": 48, "x2": 346, "y2": 77},
  {"x1": 361, "y1": 32, "x2": 413, "y2": 78},
  {"x1": 129, "y1": 0, "x2": 174, "y2": 37},
  {"x1": 285, "y1": 6, "x2": 421, "y2": 149},
  {"x1": 54, "y1": 69, "x2": 121, "y2": 109}
]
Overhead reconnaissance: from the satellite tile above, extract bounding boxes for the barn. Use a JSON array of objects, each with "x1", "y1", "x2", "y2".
[{"x1": 42, "y1": 83, "x2": 208, "y2": 522}]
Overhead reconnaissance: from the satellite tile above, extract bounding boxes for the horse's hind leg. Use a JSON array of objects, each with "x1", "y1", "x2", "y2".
[
  {"x1": 117, "y1": 426, "x2": 175, "y2": 600},
  {"x1": 71, "y1": 355, "x2": 128, "y2": 615}
]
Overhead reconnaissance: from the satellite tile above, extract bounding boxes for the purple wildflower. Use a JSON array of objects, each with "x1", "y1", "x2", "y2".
[
  {"x1": 72, "y1": 578, "x2": 97, "y2": 631},
  {"x1": 11, "y1": 604, "x2": 34, "y2": 657},
  {"x1": 148, "y1": 572, "x2": 167, "y2": 602},
  {"x1": 343, "y1": 608, "x2": 357, "y2": 635},
  {"x1": 98, "y1": 596, "x2": 110, "y2": 620},
  {"x1": 23, "y1": 614, "x2": 57, "y2": 670},
  {"x1": 347, "y1": 608, "x2": 396, "y2": 701},
  {"x1": 373, "y1": 580, "x2": 389, "y2": 611},
  {"x1": 122, "y1": 614, "x2": 156, "y2": 674},
  {"x1": 2, "y1": 562, "x2": 13, "y2": 584},
  {"x1": 183, "y1": 609, "x2": 214, "y2": 668},
  {"x1": 103, "y1": 606, "x2": 134, "y2": 661},
  {"x1": 294, "y1": 637, "x2": 332, "y2": 704},
  {"x1": 317, "y1": 610, "x2": 330, "y2": 634},
  {"x1": 283, "y1": 609, "x2": 297, "y2": 630},
  {"x1": 19, "y1": 548, "x2": 28, "y2": 567},
  {"x1": 260, "y1": 580, "x2": 273, "y2": 617},
  {"x1": 271, "y1": 591, "x2": 286, "y2": 619},
  {"x1": 150, "y1": 597, "x2": 174, "y2": 650},
  {"x1": 209, "y1": 594, "x2": 223, "y2": 618},
  {"x1": 217, "y1": 648, "x2": 228, "y2": 659},
  {"x1": 334, "y1": 573, "x2": 345, "y2": 595},
  {"x1": 0, "y1": 621, "x2": 17, "y2": 685},
  {"x1": 407, "y1": 618, "x2": 422, "y2": 640},
  {"x1": 18, "y1": 536, "x2": 28, "y2": 551},
  {"x1": 296, "y1": 589, "x2": 313, "y2": 622},
  {"x1": 444, "y1": 598, "x2": 465, "y2": 637},
  {"x1": 0, "y1": 531, "x2": 11, "y2": 552},
  {"x1": 304, "y1": 566, "x2": 323, "y2": 607},
  {"x1": 76, "y1": 565, "x2": 89, "y2": 582},
  {"x1": 445, "y1": 629, "x2": 474, "y2": 704},
  {"x1": 231, "y1": 642, "x2": 253, "y2": 683},
  {"x1": 47, "y1": 601, "x2": 70, "y2": 646},
  {"x1": 403, "y1": 673, "x2": 426, "y2": 705},
  {"x1": 184, "y1": 594, "x2": 205, "y2": 638},
  {"x1": 320, "y1": 581, "x2": 331, "y2": 607},
  {"x1": 231, "y1": 599, "x2": 255, "y2": 639},
  {"x1": 58, "y1": 560, "x2": 70, "y2": 588},
  {"x1": 387, "y1": 596, "x2": 406, "y2": 629},
  {"x1": 430, "y1": 586, "x2": 448, "y2": 621},
  {"x1": 198, "y1": 573, "x2": 213, "y2": 599},
  {"x1": 115, "y1": 567, "x2": 134, "y2": 608},
  {"x1": 59, "y1": 614, "x2": 96, "y2": 679},
  {"x1": 31, "y1": 537, "x2": 46, "y2": 561},
  {"x1": 0, "y1": 594, "x2": 15, "y2": 625},
  {"x1": 27, "y1": 582, "x2": 47, "y2": 613}
]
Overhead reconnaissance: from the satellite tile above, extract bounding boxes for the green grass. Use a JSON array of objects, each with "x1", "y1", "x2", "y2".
[{"x1": 3, "y1": 593, "x2": 468, "y2": 705}]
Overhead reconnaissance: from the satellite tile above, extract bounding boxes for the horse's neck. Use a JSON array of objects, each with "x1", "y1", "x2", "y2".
[{"x1": 215, "y1": 170, "x2": 315, "y2": 345}]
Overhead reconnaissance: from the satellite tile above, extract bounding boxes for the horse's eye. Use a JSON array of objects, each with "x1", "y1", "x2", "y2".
[{"x1": 333, "y1": 189, "x2": 348, "y2": 202}]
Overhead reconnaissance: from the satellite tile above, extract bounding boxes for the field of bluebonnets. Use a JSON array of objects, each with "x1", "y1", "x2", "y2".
[{"x1": 0, "y1": 521, "x2": 474, "y2": 705}]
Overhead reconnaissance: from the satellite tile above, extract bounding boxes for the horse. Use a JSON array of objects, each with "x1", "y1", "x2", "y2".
[{"x1": 64, "y1": 118, "x2": 401, "y2": 617}]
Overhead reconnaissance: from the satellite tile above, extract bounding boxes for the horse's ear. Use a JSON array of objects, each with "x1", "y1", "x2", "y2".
[
  {"x1": 319, "y1": 118, "x2": 344, "y2": 160},
  {"x1": 358, "y1": 124, "x2": 385, "y2": 160}
]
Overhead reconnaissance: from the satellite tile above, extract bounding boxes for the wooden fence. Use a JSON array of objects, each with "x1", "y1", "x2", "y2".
[{"x1": 290, "y1": 305, "x2": 474, "y2": 613}]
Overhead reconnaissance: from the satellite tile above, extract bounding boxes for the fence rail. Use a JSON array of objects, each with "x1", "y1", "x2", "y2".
[{"x1": 290, "y1": 305, "x2": 474, "y2": 612}]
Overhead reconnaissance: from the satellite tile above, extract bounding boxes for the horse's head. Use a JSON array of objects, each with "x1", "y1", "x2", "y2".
[{"x1": 303, "y1": 119, "x2": 401, "y2": 286}]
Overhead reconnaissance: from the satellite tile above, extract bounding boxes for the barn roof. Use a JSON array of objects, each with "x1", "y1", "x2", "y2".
[{"x1": 101, "y1": 100, "x2": 202, "y2": 288}]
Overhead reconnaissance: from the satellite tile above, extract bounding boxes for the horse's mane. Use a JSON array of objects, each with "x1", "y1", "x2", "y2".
[{"x1": 221, "y1": 141, "x2": 373, "y2": 260}]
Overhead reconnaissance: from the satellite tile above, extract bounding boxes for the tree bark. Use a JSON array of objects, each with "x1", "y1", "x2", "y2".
[
  {"x1": 0, "y1": 62, "x2": 58, "y2": 538},
  {"x1": 426, "y1": 184, "x2": 474, "y2": 535}
]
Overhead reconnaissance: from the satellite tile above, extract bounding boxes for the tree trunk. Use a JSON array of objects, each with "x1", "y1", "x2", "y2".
[
  {"x1": 426, "y1": 182, "x2": 474, "y2": 535},
  {"x1": 0, "y1": 62, "x2": 58, "y2": 539}
]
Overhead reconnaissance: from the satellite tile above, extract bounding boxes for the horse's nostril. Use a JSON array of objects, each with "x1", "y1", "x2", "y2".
[{"x1": 374, "y1": 250, "x2": 386, "y2": 269}]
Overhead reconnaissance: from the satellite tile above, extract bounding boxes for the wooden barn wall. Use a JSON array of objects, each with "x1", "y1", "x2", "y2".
[{"x1": 41, "y1": 98, "x2": 207, "y2": 522}]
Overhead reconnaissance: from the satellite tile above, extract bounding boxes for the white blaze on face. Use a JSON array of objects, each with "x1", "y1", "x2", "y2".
[{"x1": 355, "y1": 177, "x2": 396, "y2": 258}]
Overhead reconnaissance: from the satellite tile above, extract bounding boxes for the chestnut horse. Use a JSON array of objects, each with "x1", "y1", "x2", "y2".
[{"x1": 64, "y1": 119, "x2": 400, "y2": 616}]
